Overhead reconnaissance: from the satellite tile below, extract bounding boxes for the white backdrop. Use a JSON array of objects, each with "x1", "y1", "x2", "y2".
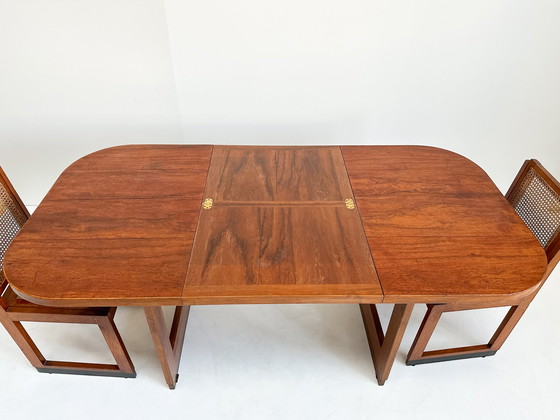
[
  {"x1": 1, "y1": 0, "x2": 559, "y2": 205},
  {"x1": 2, "y1": 2, "x2": 560, "y2": 419}
]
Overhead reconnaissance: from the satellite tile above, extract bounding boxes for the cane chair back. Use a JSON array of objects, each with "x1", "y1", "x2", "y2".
[
  {"x1": 506, "y1": 160, "x2": 560, "y2": 270},
  {"x1": 0, "y1": 167, "x2": 29, "y2": 311}
]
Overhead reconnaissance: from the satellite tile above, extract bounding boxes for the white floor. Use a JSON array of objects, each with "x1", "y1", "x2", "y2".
[{"x1": 1, "y1": 268, "x2": 559, "y2": 420}]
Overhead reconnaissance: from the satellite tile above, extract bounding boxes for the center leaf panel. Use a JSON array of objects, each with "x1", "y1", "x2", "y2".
[{"x1": 183, "y1": 146, "x2": 382, "y2": 303}]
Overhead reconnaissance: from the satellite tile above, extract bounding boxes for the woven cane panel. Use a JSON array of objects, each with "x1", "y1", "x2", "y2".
[
  {"x1": 0, "y1": 184, "x2": 26, "y2": 274},
  {"x1": 509, "y1": 167, "x2": 560, "y2": 248}
]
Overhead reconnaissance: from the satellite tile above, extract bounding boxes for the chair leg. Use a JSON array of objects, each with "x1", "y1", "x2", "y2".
[
  {"x1": 406, "y1": 304, "x2": 446, "y2": 364},
  {"x1": 488, "y1": 301, "x2": 531, "y2": 351},
  {"x1": 406, "y1": 302, "x2": 531, "y2": 366},
  {"x1": 0, "y1": 313, "x2": 46, "y2": 368},
  {"x1": 1, "y1": 309, "x2": 136, "y2": 378},
  {"x1": 96, "y1": 315, "x2": 136, "y2": 376}
]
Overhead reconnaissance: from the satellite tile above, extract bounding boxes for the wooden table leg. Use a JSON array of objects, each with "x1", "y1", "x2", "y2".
[
  {"x1": 360, "y1": 303, "x2": 414, "y2": 385},
  {"x1": 144, "y1": 306, "x2": 190, "y2": 389}
]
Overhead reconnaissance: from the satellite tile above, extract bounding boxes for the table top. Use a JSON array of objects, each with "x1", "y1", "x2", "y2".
[{"x1": 4, "y1": 145, "x2": 547, "y2": 307}]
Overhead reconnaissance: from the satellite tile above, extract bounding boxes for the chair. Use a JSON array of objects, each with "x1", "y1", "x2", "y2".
[
  {"x1": 0, "y1": 167, "x2": 136, "y2": 377},
  {"x1": 407, "y1": 159, "x2": 560, "y2": 365}
]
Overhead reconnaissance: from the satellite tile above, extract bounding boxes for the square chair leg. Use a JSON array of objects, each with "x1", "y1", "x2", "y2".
[
  {"x1": 406, "y1": 301, "x2": 531, "y2": 366},
  {"x1": 0, "y1": 306, "x2": 135, "y2": 378}
]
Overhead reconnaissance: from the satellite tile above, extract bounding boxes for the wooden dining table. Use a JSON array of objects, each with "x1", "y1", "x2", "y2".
[{"x1": 3, "y1": 145, "x2": 547, "y2": 389}]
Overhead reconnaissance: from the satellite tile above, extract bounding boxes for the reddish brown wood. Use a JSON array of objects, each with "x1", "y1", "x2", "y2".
[
  {"x1": 406, "y1": 159, "x2": 560, "y2": 366},
  {"x1": 1, "y1": 285, "x2": 136, "y2": 377},
  {"x1": 406, "y1": 304, "x2": 445, "y2": 362},
  {"x1": 186, "y1": 206, "x2": 381, "y2": 302},
  {"x1": 2, "y1": 145, "x2": 550, "y2": 387},
  {"x1": 1, "y1": 292, "x2": 136, "y2": 376},
  {"x1": 341, "y1": 146, "x2": 547, "y2": 303},
  {"x1": 7, "y1": 145, "x2": 545, "y2": 307},
  {"x1": 4, "y1": 145, "x2": 213, "y2": 307},
  {"x1": 0, "y1": 166, "x2": 135, "y2": 378},
  {"x1": 360, "y1": 303, "x2": 414, "y2": 385},
  {"x1": 184, "y1": 146, "x2": 382, "y2": 304},
  {"x1": 144, "y1": 306, "x2": 190, "y2": 389},
  {"x1": 487, "y1": 301, "x2": 531, "y2": 349},
  {"x1": 406, "y1": 300, "x2": 534, "y2": 365},
  {"x1": 205, "y1": 146, "x2": 353, "y2": 202},
  {"x1": 0, "y1": 309, "x2": 45, "y2": 367},
  {"x1": 97, "y1": 314, "x2": 136, "y2": 375}
]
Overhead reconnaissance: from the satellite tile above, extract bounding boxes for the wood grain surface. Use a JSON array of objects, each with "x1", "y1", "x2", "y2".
[
  {"x1": 2, "y1": 144, "x2": 549, "y2": 389},
  {"x1": 4, "y1": 145, "x2": 212, "y2": 306},
  {"x1": 205, "y1": 146, "x2": 353, "y2": 202},
  {"x1": 184, "y1": 146, "x2": 382, "y2": 304},
  {"x1": 341, "y1": 145, "x2": 547, "y2": 303},
  {"x1": 3, "y1": 144, "x2": 548, "y2": 307}
]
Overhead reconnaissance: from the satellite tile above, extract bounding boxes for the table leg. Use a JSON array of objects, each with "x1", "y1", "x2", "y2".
[
  {"x1": 360, "y1": 303, "x2": 414, "y2": 385},
  {"x1": 144, "y1": 306, "x2": 190, "y2": 389}
]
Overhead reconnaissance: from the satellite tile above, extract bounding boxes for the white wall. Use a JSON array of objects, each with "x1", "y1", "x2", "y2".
[
  {"x1": 1, "y1": 0, "x2": 559, "y2": 205},
  {"x1": 0, "y1": 1, "x2": 182, "y2": 204}
]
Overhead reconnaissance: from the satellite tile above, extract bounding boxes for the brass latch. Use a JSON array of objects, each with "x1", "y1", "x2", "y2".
[
  {"x1": 345, "y1": 198, "x2": 355, "y2": 210},
  {"x1": 202, "y1": 198, "x2": 213, "y2": 210}
]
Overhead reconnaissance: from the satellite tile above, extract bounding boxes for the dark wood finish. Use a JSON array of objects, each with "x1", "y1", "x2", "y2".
[
  {"x1": 5, "y1": 145, "x2": 213, "y2": 307},
  {"x1": 13, "y1": 145, "x2": 543, "y2": 306},
  {"x1": 406, "y1": 299, "x2": 530, "y2": 365},
  {"x1": 2, "y1": 146, "x2": 549, "y2": 387},
  {"x1": 360, "y1": 303, "x2": 414, "y2": 385},
  {"x1": 144, "y1": 306, "x2": 190, "y2": 389},
  {"x1": 185, "y1": 206, "x2": 381, "y2": 303},
  {"x1": 205, "y1": 146, "x2": 353, "y2": 202},
  {"x1": 0, "y1": 167, "x2": 135, "y2": 378},
  {"x1": 406, "y1": 159, "x2": 560, "y2": 365},
  {"x1": 341, "y1": 146, "x2": 547, "y2": 303},
  {"x1": 184, "y1": 146, "x2": 382, "y2": 304}
]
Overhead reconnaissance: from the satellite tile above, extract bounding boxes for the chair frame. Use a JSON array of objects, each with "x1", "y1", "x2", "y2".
[
  {"x1": 0, "y1": 167, "x2": 135, "y2": 378},
  {"x1": 407, "y1": 159, "x2": 560, "y2": 366}
]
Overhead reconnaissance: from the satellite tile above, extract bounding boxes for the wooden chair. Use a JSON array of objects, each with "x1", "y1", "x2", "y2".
[
  {"x1": 0, "y1": 167, "x2": 136, "y2": 377},
  {"x1": 407, "y1": 159, "x2": 560, "y2": 365}
]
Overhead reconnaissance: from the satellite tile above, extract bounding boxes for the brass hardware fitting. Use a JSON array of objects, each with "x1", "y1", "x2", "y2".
[
  {"x1": 345, "y1": 198, "x2": 355, "y2": 210},
  {"x1": 202, "y1": 198, "x2": 213, "y2": 209}
]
